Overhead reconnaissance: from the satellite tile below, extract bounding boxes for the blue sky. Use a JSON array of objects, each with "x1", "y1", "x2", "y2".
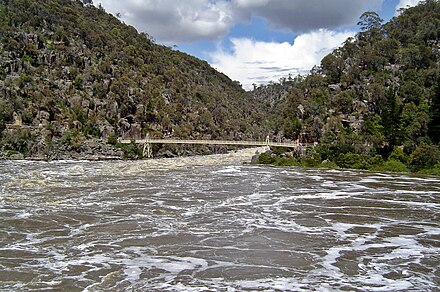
[{"x1": 96, "y1": 0, "x2": 422, "y2": 90}]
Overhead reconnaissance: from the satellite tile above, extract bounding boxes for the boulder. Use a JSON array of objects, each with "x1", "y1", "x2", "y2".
[
  {"x1": 130, "y1": 123, "x2": 142, "y2": 140},
  {"x1": 9, "y1": 153, "x2": 24, "y2": 160},
  {"x1": 251, "y1": 154, "x2": 259, "y2": 164}
]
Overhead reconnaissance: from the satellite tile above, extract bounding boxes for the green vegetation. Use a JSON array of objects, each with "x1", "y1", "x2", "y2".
[
  {"x1": 0, "y1": 0, "x2": 266, "y2": 158},
  {"x1": 252, "y1": 0, "x2": 440, "y2": 175},
  {"x1": 419, "y1": 163, "x2": 440, "y2": 175},
  {"x1": 115, "y1": 140, "x2": 144, "y2": 159}
]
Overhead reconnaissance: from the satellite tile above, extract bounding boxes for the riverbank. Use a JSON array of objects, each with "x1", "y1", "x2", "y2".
[
  {"x1": 0, "y1": 137, "x2": 233, "y2": 161},
  {"x1": 252, "y1": 149, "x2": 440, "y2": 176},
  {"x1": 0, "y1": 138, "x2": 124, "y2": 161},
  {"x1": 0, "y1": 138, "x2": 267, "y2": 164}
]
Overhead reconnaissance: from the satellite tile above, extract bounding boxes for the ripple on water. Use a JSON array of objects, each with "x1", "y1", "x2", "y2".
[{"x1": 0, "y1": 157, "x2": 439, "y2": 291}]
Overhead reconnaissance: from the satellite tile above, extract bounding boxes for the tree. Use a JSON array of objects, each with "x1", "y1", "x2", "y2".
[
  {"x1": 409, "y1": 142, "x2": 440, "y2": 171},
  {"x1": 357, "y1": 11, "x2": 383, "y2": 31},
  {"x1": 283, "y1": 117, "x2": 302, "y2": 139},
  {"x1": 428, "y1": 77, "x2": 440, "y2": 143},
  {"x1": 321, "y1": 53, "x2": 344, "y2": 84},
  {"x1": 381, "y1": 89, "x2": 403, "y2": 148}
]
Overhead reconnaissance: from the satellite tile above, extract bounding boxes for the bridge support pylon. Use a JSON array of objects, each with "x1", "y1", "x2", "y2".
[{"x1": 143, "y1": 142, "x2": 153, "y2": 158}]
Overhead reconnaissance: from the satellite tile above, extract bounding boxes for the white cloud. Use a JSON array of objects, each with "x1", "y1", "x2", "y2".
[
  {"x1": 210, "y1": 29, "x2": 354, "y2": 90},
  {"x1": 96, "y1": 0, "x2": 382, "y2": 43},
  {"x1": 233, "y1": 0, "x2": 383, "y2": 33},
  {"x1": 96, "y1": 0, "x2": 235, "y2": 43},
  {"x1": 396, "y1": 0, "x2": 422, "y2": 13},
  {"x1": 234, "y1": 0, "x2": 269, "y2": 9}
]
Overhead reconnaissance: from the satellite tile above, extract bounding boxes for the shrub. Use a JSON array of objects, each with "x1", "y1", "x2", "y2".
[
  {"x1": 300, "y1": 153, "x2": 322, "y2": 167},
  {"x1": 336, "y1": 153, "x2": 383, "y2": 170},
  {"x1": 82, "y1": 124, "x2": 101, "y2": 137},
  {"x1": 61, "y1": 130, "x2": 85, "y2": 150},
  {"x1": 271, "y1": 146, "x2": 291, "y2": 156},
  {"x1": 107, "y1": 134, "x2": 118, "y2": 145},
  {"x1": 258, "y1": 152, "x2": 275, "y2": 164},
  {"x1": 5, "y1": 150, "x2": 19, "y2": 157},
  {"x1": 1, "y1": 128, "x2": 34, "y2": 154},
  {"x1": 388, "y1": 146, "x2": 407, "y2": 163},
  {"x1": 409, "y1": 142, "x2": 440, "y2": 171},
  {"x1": 419, "y1": 163, "x2": 440, "y2": 176},
  {"x1": 116, "y1": 141, "x2": 143, "y2": 159},
  {"x1": 318, "y1": 160, "x2": 339, "y2": 169},
  {"x1": 273, "y1": 157, "x2": 299, "y2": 167},
  {"x1": 374, "y1": 159, "x2": 409, "y2": 173}
]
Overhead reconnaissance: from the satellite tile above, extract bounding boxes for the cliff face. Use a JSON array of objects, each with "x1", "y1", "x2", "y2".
[
  {"x1": 0, "y1": 0, "x2": 265, "y2": 159},
  {"x1": 253, "y1": 0, "x2": 440, "y2": 164}
]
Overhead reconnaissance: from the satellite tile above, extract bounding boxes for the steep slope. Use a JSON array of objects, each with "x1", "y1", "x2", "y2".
[
  {"x1": 253, "y1": 0, "x2": 440, "y2": 172},
  {"x1": 0, "y1": 0, "x2": 265, "y2": 159}
]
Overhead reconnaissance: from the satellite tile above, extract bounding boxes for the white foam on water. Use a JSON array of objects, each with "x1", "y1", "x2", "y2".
[
  {"x1": 15, "y1": 211, "x2": 33, "y2": 219},
  {"x1": 383, "y1": 237, "x2": 424, "y2": 260},
  {"x1": 213, "y1": 166, "x2": 242, "y2": 174},
  {"x1": 232, "y1": 277, "x2": 307, "y2": 291},
  {"x1": 1, "y1": 160, "x2": 440, "y2": 291},
  {"x1": 359, "y1": 178, "x2": 382, "y2": 184},
  {"x1": 345, "y1": 182, "x2": 374, "y2": 190},
  {"x1": 295, "y1": 191, "x2": 353, "y2": 200},
  {"x1": 321, "y1": 180, "x2": 337, "y2": 188},
  {"x1": 395, "y1": 189, "x2": 440, "y2": 195},
  {"x1": 380, "y1": 199, "x2": 440, "y2": 209},
  {"x1": 308, "y1": 214, "x2": 440, "y2": 291}
]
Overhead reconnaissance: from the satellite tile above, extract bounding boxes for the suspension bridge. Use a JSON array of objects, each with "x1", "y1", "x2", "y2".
[{"x1": 119, "y1": 137, "x2": 312, "y2": 158}]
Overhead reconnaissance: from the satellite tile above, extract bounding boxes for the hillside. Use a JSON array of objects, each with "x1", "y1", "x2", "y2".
[
  {"x1": 0, "y1": 0, "x2": 266, "y2": 159},
  {"x1": 253, "y1": 0, "x2": 440, "y2": 173}
]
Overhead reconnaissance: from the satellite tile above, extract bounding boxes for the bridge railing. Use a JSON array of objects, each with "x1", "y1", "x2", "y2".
[{"x1": 118, "y1": 138, "x2": 315, "y2": 149}]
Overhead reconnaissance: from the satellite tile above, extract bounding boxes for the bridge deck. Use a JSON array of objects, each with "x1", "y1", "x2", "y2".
[{"x1": 119, "y1": 139, "x2": 309, "y2": 148}]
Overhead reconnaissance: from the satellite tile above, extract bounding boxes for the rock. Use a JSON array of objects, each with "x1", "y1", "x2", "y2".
[
  {"x1": 69, "y1": 95, "x2": 82, "y2": 108},
  {"x1": 328, "y1": 84, "x2": 341, "y2": 92},
  {"x1": 12, "y1": 112, "x2": 22, "y2": 126},
  {"x1": 118, "y1": 118, "x2": 131, "y2": 131},
  {"x1": 297, "y1": 104, "x2": 305, "y2": 116},
  {"x1": 72, "y1": 120, "x2": 82, "y2": 129},
  {"x1": 37, "y1": 110, "x2": 50, "y2": 120},
  {"x1": 135, "y1": 104, "x2": 144, "y2": 118},
  {"x1": 100, "y1": 125, "x2": 115, "y2": 141},
  {"x1": 251, "y1": 154, "x2": 259, "y2": 164},
  {"x1": 9, "y1": 153, "x2": 24, "y2": 160},
  {"x1": 281, "y1": 152, "x2": 293, "y2": 158},
  {"x1": 159, "y1": 150, "x2": 176, "y2": 158},
  {"x1": 265, "y1": 150, "x2": 273, "y2": 156},
  {"x1": 81, "y1": 98, "x2": 90, "y2": 109},
  {"x1": 130, "y1": 123, "x2": 142, "y2": 140}
]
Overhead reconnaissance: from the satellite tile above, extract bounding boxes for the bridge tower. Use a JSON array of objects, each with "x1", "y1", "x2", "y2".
[
  {"x1": 143, "y1": 142, "x2": 153, "y2": 158},
  {"x1": 142, "y1": 134, "x2": 152, "y2": 158}
]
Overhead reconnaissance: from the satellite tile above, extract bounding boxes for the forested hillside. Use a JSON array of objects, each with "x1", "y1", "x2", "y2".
[
  {"x1": 0, "y1": 0, "x2": 265, "y2": 159},
  {"x1": 254, "y1": 0, "x2": 440, "y2": 174},
  {"x1": 1, "y1": 0, "x2": 440, "y2": 172}
]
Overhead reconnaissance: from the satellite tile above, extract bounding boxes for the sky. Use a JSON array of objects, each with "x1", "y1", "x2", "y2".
[{"x1": 95, "y1": 0, "x2": 423, "y2": 90}]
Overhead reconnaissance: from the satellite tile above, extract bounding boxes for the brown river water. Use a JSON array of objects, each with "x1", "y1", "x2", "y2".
[{"x1": 0, "y1": 148, "x2": 439, "y2": 291}]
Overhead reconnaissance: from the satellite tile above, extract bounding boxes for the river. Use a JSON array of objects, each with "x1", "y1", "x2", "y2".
[{"x1": 1, "y1": 148, "x2": 439, "y2": 291}]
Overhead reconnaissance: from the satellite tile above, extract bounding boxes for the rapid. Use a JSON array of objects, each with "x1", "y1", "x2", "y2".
[{"x1": 0, "y1": 148, "x2": 439, "y2": 291}]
